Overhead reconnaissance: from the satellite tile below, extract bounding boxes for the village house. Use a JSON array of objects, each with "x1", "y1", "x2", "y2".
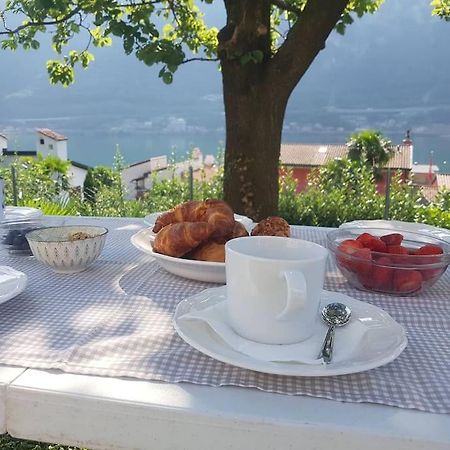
[
  {"x1": 280, "y1": 142, "x2": 412, "y2": 194},
  {"x1": 122, "y1": 147, "x2": 218, "y2": 199},
  {"x1": 279, "y1": 132, "x2": 449, "y2": 200}
]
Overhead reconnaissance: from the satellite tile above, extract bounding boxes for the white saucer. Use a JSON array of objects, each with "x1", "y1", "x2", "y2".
[
  {"x1": 173, "y1": 287, "x2": 407, "y2": 376},
  {"x1": 0, "y1": 266, "x2": 28, "y2": 304},
  {"x1": 131, "y1": 228, "x2": 226, "y2": 283}
]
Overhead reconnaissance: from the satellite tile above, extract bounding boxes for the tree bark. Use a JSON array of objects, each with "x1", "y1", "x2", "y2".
[
  {"x1": 219, "y1": 0, "x2": 350, "y2": 220},
  {"x1": 222, "y1": 65, "x2": 289, "y2": 220}
]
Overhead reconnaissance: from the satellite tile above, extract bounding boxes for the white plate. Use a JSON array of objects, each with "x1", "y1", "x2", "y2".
[
  {"x1": 1, "y1": 206, "x2": 43, "y2": 223},
  {"x1": 131, "y1": 228, "x2": 226, "y2": 283},
  {"x1": 143, "y1": 212, "x2": 254, "y2": 234},
  {"x1": 0, "y1": 266, "x2": 28, "y2": 304},
  {"x1": 340, "y1": 219, "x2": 450, "y2": 242},
  {"x1": 173, "y1": 287, "x2": 407, "y2": 376}
]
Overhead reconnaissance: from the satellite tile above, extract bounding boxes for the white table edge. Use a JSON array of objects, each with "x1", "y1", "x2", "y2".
[
  {"x1": 0, "y1": 366, "x2": 28, "y2": 434},
  {"x1": 5, "y1": 368, "x2": 450, "y2": 450}
]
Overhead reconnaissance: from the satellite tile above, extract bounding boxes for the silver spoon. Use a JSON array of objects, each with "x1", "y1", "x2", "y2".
[{"x1": 319, "y1": 302, "x2": 352, "y2": 364}]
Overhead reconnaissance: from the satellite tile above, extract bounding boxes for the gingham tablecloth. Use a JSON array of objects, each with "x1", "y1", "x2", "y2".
[{"x1": 0, "y1": 216, "x2": 449, "y2": 414}]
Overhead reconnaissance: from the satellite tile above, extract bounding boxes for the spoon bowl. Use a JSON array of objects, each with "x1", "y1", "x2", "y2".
[
  {"x1": 319, "y1": 302, "x2": 352, "y2": 363},
  {"x1": 322, "y1": 302, "x2": 352, "y2": 327}
]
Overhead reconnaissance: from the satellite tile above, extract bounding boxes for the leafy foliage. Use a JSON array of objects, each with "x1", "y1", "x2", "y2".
[
  {"x1": 0, "y1": 0, "x2": 391, "y2": 86},
  {"x1": 0, "y1": 0, "x2": 219, "y2": 86},
  {"x1": 278, "y1": 159, "x2": 450, "y2": 229},
  {"x1": 83, "y1": 166, "x2": 118, "y2": 204},
  {"x1": 279, "y1": 161, "x2": 383, "y2": 227},
  {"x1": 431, "y1": 0, "x2": 450, "y2": 20},
  {"x1": 0, "y1": 155, "x2": 70, "y2": 205},
  {"x1": 347, "y1": 129, "x2": 393, "y2": 169},
  {"x1": 0, "y1": 153, "x2": 448, "y2": 229}
]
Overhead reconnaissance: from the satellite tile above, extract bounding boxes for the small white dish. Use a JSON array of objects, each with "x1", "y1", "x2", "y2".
[
  {"x1": 144, "y1": 212, "x2": 254, "y2": 234},
  {"x1": 173, "y1": 287, "x2": 407, "y2": 376},
  {"x1": 340, "y1": 219, "x2": 450, "y2": 243},
  {"x1": 0, "y1": 266, "x2": 27, "y2": 304},
  {"x1": 131, "y1": 228, "x2": 226, "y2": 283}
]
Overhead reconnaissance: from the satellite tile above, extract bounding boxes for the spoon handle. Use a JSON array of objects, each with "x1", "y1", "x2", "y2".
[{"x1": 320, "y1": 325, "x2": 335, "y2": 364}]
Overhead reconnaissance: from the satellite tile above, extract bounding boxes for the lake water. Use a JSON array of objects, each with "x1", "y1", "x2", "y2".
[{"x1": 6, "y1": 128, "x2": 448, "y2": 171}]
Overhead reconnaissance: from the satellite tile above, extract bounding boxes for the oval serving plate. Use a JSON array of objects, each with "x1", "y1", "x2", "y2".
[{"x1": 131, "y1": 228, "x2": 226, "y2": 283}]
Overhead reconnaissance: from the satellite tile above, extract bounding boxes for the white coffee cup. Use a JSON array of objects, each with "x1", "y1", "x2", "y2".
[{"x1": 225, "y1": 236, "x2": 329, "y2": 344}]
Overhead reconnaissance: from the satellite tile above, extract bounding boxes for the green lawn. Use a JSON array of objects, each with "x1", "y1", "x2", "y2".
[{"x1": 0, "y1": 434, "x2": 88, "y2": 449}]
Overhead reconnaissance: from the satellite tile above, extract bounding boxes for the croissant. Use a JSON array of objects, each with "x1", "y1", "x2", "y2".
[
  {"x1": 188, "y1": 240, "x2": 225, "y2": 263},
  {"x1": 202, "y1": 200, "x2": 235, "y2": 240},
  {"x1": 153, "y1": 201, "x2": 204, "y2": 233},
  {"x1": 153, "y1": 222, "x2": 211, "y2": 257},
  {"x1": 153, "y1": 200, "x2": 235, "y2": 240}
]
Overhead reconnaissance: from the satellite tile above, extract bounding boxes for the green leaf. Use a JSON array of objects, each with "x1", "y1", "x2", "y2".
[{"x1": 162, "y1": 71, "x2": 173, "y2": 84}]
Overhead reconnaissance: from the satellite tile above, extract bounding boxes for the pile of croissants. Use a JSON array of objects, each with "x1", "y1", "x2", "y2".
[{"x1": 151, "y1": 200, "x2": 290, "y2": 262}]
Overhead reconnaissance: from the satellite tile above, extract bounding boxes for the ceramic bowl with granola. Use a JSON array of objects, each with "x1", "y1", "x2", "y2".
[{"x1": 26, "y1": 225, "x2": 108, "y2": 273}]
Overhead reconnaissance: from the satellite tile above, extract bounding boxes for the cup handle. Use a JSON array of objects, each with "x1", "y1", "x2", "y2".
[{"x1": 276, "y1": 270, "x2": 307, "y2": 321}]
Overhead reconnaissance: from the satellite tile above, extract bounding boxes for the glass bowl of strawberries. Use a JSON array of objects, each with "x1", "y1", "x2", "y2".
[{"x1": 327, "y1": 227, "x2": 450, "y2": 295}]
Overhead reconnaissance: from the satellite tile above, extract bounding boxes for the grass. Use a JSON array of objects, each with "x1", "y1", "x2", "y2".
[{"x1": 0, "y1": 434, "x2": 88, "y2": 449}]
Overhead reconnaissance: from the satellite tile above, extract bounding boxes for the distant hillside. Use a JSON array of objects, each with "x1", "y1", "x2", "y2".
[{"x1": 0, "y1": 0, "x2": 449, "y2": 169}]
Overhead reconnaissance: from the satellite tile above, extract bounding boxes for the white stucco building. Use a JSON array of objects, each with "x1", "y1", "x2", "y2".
[
  {"x1": 0, "y1": 134, "x2": 8, "y2": 153},
  {"x1": 122, "y1": 155, "x2": 169, "y2": 199},
  {"x1": 36, "y1": 129, "x2": 68, "y2": 160},
  {"x1": 121, "y1": 148, "x2": 217, "y2": 199}
]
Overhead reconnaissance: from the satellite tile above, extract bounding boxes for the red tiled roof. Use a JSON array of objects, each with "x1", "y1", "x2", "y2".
[
  {"x1": 437, "y1": 173, "x2": 450, "y2": 190},
  {"x1": 421, "y1": 186, "x2": 439, "y2": 203},
  {"x1": 280, "y1": 143, "x2": 412, "y2": 170},
  {"x1": 420, "y1": 173, "x2": 450, "y2": 203},
  {"x1": 36, "y1": 128, "x2": 67, "y2": 141}
]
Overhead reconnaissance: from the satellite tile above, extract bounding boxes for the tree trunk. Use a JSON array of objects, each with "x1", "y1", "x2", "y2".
[
  {"x1": 218, "y1": 0, "x2": 351, "y2": 220},
  {"x1": 219, "y1": 0, "x2": 288, "y2": 221},
  {"x1": 222, "y1": 65, "x2": 288, "y2": 221}
]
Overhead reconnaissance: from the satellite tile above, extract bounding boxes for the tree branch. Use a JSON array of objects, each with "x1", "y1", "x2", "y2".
[
  {"x1": 181, "y1": 57, "x2": 219, "y2": 64},
  {"x1": 117, "y1": 0, "x2": 162, "y2": 6},
  {"x1": 0, "y1": 6, "x2": 81, "y2": 35},
  {"x1": 271, "y1": 0, "x2": 302, "y2": 16},
  {"x1": 269, "y1": 0, "x2": 350, "y2": 93}
]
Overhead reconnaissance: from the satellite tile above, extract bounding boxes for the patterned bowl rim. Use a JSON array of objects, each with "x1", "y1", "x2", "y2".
[{"x1": 25, "y1": 225, "x2": 108, "y2": 243}]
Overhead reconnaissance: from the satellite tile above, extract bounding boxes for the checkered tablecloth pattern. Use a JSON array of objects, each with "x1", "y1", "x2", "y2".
[{"x1": 0, "y1": 217, "x2": 449, "y2": 414}]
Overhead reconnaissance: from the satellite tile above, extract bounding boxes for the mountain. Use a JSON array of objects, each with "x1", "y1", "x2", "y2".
[{"x1": 0, "y1": 0, "x2": 449, "y2": 169}]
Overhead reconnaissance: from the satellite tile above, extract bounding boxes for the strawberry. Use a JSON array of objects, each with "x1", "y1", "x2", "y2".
[
  {"x1": 416, "y1": 244, "x2": 444, "y2": 256},
  {"x1": 357, "y1": 273, "x2": 374, "y2": 289},
  {"x1": 380, "y1": 233, "x2": 404, "y2": 246},
  {"x1": 339, "y1": 239, "x2": 363, "y2": 250},
  {"x1": 387, "y1": 245, "x2": 409, "y2": 255},
  {"x1": 393, "y1": 270, "x2": 423, "y2": 294},
  {"x1": 356, "y1": 233, "x2": 387, "y2": 252},
  {"x1": 337, "y1": 240, "x2": 361, "y2": 271},
  {"x1": 356, "y1": 232, "x2": 376, "y2": 245},
  {"x1": 371, "y1": 256, "x2": 394, "y2": 290},
  {"x1": 337, "y1": 240, "x2": 372, "y2": 275},
  {"x1": 351, "y1": 248, "x2": 373, "y2": 275},
  {"x1": 415, "y1": 244, "x2": 445, "y2": 281}
]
